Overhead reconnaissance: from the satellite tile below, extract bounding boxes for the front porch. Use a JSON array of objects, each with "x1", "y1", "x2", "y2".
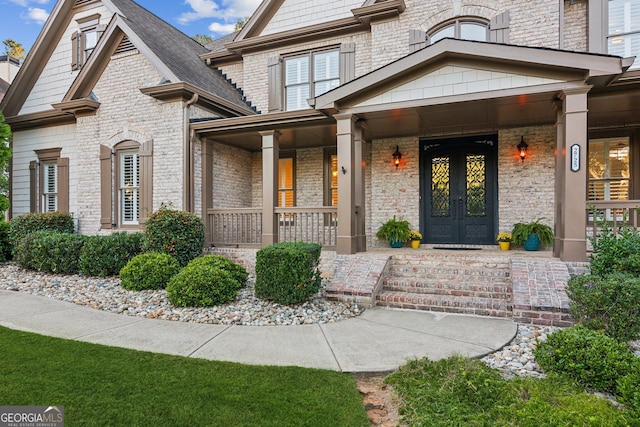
[{"x1": 207, "y1": 245, "x2": 590, "y2": 327}]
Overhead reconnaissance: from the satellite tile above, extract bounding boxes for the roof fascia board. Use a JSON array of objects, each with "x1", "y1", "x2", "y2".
[
  {"x1": 314, "y1": 39, "x2": 626, "y2": 109},
  {"x1": 191, "y1": 109, "x2": 330, "y2": 137},
  {"x1": 64, "y1": 14, "x2": 181, "y2": 101},
  {"x1": 5, "y1": 109, "x2": 76, "y2": 131},
  {"x1": 140, "y1": 82, "x2": 256, "y2": 117},
  {"x1": 0, "y1": 0, "x2": 76, "y2": 116},
  {"x1": 235, "y1": 0, "x2": 286, "y2": 41},
  {"x1": 351, "y1": 0, "x2": 406, "y2": 24},
  {"x1": 52, "y1": 98, "x2": 101, "y2": 115}
]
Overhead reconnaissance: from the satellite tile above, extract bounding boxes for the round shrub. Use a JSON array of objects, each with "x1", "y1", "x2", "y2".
[
  {"x1": 13, "y1": 231, "x2": 86, "y2": 274},
  {"x1": 567, "y1": 273, "x2": 640, "y2": 342},
  {"x1": 0, "y1": 221, "x2": 11, "y2": 262},
  {"x1": 166, "y1": 258, "x2": 239, "y2": 307},
  {"x1": 143, "y1": 207, "x2": 205, "y2": 267},
  {"x1": 533, "y1": 325, "x2": 636, "y2": 392},
  {"x1": 255, "y1": 242, "x2": 322, "y2": 305},
  {"x1": 9, "y1": 212, "x2": 74, "y2": 248},
  {"x1": 80, "y1": 232, "x2": 144, "y2": 277},
  {"x1": 194, "y1": 255, "x2": 248, "y2": 288},
  {"x1": 119, "y1": 252, "x2": 180, "y2": 291}
]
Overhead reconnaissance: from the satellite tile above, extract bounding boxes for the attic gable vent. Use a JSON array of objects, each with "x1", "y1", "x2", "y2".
[
  {"x1": 74, "y1": 0, "x2": 99, "y2": 8},
  {"x1": 114, "y1": 36, "x2": 136, "y2": 55}
]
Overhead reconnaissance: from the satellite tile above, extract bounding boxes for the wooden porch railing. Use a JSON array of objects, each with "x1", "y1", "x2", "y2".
[
  {"x1": 206, "y1": 207, "x2": 338, "y2": 248},
  {"x1": 586, "y1": 200, "x2": 640, "y2": 246}
]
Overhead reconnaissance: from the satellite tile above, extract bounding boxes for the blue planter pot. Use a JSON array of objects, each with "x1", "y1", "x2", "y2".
[
  {"x1": 389, "y1": 240, "x2": 404, "y2": 248},
  {"x1": 523, "y1": 234, "x2": 541, "y2": 251}
]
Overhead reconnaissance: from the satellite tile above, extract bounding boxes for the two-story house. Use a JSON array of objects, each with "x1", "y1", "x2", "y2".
[{"x1": 1, "y1": 0, "x2": 638, "y2": 263}]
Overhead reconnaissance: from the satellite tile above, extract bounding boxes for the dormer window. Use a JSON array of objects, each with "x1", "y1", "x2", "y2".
[
  {"x1": 608, "y1": 0, "x2": 640, "y2": 69},
  {"x1": 428, "y1": 18, "x2": 489, "y2": 45},
  {"x1": 71, "y1": 14, "x2": 104, "y2": 70}
]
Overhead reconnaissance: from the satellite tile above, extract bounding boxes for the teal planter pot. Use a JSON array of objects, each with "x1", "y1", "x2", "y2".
[
  {"x1": 389, "y1": 240, "x2": 404, "y2": 248},
  {"x1": 523, "y1": 234, "x2": 541, "y2": 251}
]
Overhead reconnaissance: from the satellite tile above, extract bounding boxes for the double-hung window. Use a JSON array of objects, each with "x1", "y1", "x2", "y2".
[
  {"x1": 285, "y1": 49, "x2": 339, "y2": 111},
  {"x1": 119, "y1": 151, "x2": 140, "y2": 225},
  {"x1": 41, "y1": 163, "x2": 58, "y2": 213},
  {"x1": 278, "y1": 155, "x2": 295, "y2": 208},
  {"x1": 608, "y1": 0, "x2": 640, "y2": 69}
]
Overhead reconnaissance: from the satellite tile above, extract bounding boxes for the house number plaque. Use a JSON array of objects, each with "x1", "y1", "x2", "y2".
[{"x1": 570, "y1": 144, "x2": 580, "y2": 172}]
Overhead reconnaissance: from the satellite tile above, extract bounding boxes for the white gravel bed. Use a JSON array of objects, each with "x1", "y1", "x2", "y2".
[{"x1": 0, "y1": 263, "x2": 363, "y2": 326}]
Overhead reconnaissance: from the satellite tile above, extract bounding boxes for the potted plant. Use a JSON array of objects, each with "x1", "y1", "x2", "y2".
[
  {"x1": 409, "y1": 230, "x2": 422, "y2": 249},
  {"x1": 511, "y1": 218, "x2": 554, "y2": 251},
  {"x1": 376, "y1": 216, "x2": 411, "y2": 248},
  {"x1": 496, "y1": 233, "x2": 512, "y2": 251}
]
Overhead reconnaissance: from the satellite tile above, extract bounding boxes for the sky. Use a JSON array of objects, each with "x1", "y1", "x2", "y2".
[{"x1": 0, "y1": 0, "x2": 262, "y2": 56}]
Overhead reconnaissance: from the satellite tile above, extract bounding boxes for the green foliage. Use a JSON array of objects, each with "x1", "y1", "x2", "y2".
[
  {"x1": 9, "y1": 212, "x2": 74, "y2": 248},
  {"x1": 567, "y1": 273, "x2": 640, "y2": 342},
  {"x1": 589, "y1": 219, "x2": 640, "y2": 276},
  {"x1": 0, "y1": 221, "x2": 11, "y2": 262},
  {"x1": 120, "y1": 252, "x2": 180, "y2": 291},
  {"x1": 79, "y1": 232, "x2": 144, "y2": 277},
  {"x1": 190, "y1": 254, "x2": 248, "y2": 288},
  {"x1": 166, "y1": 257, "x2": 240, "y2": 307},
  {"x1": 13, "y1": 231, "x2": 86, "y2": 274},
  {"x1": 375, "y1": 215, "x2": 411, "y2": 245},
  {"x1": 511, "y1": 217, "x2": 554, "y2": 246},
  {"x1": 192, "y1": 34, "x2": 213, "y2": 45},
  {"x1": 255, "y1": 242, "x2": 322, "y2": 304},
  {"x1": 0, "y1": 112, "x2": 11, "y2": 214},
  {"x1": 617, "y1": 365, "x2": 640, "y2": 416},
  {"x1": 533, "y1": 325, "x2": 636, "y2": 393},
  {"x1": 2, "y1": 39, "x2": 25, "y2": 60},
  {"x1": 143, "y1": 207, "x2": 205, "y2": 267},
  {"x1": 387, "y1": 355, "x2": 634, "y2": 426}
]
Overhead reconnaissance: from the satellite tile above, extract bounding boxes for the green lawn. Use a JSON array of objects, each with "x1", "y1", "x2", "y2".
[{"x1": 0, "y1": 326, "x2": 368, "y2": 427}]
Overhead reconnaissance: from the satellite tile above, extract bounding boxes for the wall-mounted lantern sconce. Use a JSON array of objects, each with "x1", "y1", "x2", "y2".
[
  {"x1": 392, "y1": 145, "x2": 402, "y2": 169},
  {"x1": 517, "y1": 136, "x2": 528, "y2": 163}
]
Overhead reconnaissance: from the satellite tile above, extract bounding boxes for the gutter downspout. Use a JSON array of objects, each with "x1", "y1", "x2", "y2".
[{"x1": 184, "y1": 93, "x2": 198, "y2": 212}]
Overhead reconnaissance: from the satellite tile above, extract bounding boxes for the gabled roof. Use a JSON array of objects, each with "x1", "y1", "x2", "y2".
[
  {"x1": 313, "y1": 38, "x2": 631, "y2": 112},
  {"x1": 0, "y1": 78, "x2": 9, "y2": 103},
  {"x1": 1, "y1": 0, "x2": 256, "y2": 119}
]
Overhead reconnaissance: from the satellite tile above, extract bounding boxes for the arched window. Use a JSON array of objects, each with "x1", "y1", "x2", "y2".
[{"x1": 428, "y1": 18, "x2": 489, "y2": 45}]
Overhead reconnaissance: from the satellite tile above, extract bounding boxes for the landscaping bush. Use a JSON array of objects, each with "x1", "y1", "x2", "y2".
[
  {"x1": 119, "y1": 252, "x2": 180, "y2": 291},
  {"x1": 9, "y1": 212, "x2": 74, "y2": 249},
  {"x1": 0, "y1": 221, "x2": 11, "y2": 262},
  {"x1": 143, "y1": 207, "x2": 205, "y2": 267},
  {"x1": 13, "y1": 231, "x2": 86, "y2": 274},
  {"x1": 194, "y1": 255, "x2": 248, "y2": 288},
  {"x1": 79, "y1": 232, "x2": 144, "y2": 277},
  {"x1": 589, "y1": 221, "x2": 640, "y2": 276},
  {"x1": 166, "y1": 257, "x2": 239, "y2": 307},
  {"x1": 617, "y1": 364, "x2": 640, "y2": 415},
  {"x1": 534, "y1": 325, "x2": 636, "y2": 393},
  {"x1": 567, "y1": 273, "x2": 640, "y2": 342},
  {"x1": 254, "y1": 242, "x2": 322, "y2": 305}
]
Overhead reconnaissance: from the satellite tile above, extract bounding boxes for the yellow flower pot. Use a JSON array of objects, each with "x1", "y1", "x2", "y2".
[
  {"x1": 499, "y1": 241, "x2": 510, "y2": 251},
  {"x1": 410, "y1": 240, "x2": 421, "y2": 249}
]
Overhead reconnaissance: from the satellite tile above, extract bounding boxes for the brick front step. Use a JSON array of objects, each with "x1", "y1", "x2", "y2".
[
  {"x1": 376, "y1": 291, "x2": 512, "y2": 318},
  {"x1": 383, "y1": 278, "x2": 511, "y2": 300}
]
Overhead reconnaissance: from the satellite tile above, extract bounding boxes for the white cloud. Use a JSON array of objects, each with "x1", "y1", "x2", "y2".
[
  {"x1": 178, "y1": 0, "x2": 261, "y2": 36},
  {"x1": 9, "y1": 0, "x2": 49, "y2": 6},
  {"x1": 23, "y1": 7, "x2": 49, "y2": 25}
]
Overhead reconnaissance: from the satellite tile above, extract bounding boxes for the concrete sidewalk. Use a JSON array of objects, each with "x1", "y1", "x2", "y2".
[{"x1": 0, "y1": 290, "x2": 517, "y2": 372}]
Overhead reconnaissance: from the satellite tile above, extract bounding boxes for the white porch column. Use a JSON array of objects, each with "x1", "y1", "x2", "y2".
[
  {"x1": 554, "y1": 86, "x2": 591, "y2": 261},
  {"x1": 260, "y1": 130, "x2": 280, "y2": 247},
  {"x1": 335, "y1": 113, "x2": 359, "y2": 254}
]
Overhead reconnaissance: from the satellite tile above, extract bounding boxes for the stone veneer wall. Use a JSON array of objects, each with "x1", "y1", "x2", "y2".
[
  {"x1": 75, "y1": 51, "x2": 184, "y2": 234},
  {"x1": 563, "y1": 0, "x2": 588, "y2": 52},
  {"x1": 211, "y1": 142, "x2": 252, "y2": 208}
]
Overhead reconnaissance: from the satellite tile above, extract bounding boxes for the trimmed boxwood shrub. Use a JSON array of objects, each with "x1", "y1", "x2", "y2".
[
  {"x1": 166, "y1": 257, "x2": 239, "y2": 307},
  {"x1": 589, "y1": 222, "x2": 640, "y2": 276},
  {"x1": 534, "y1": 325, "x2": 636, "y2": 393},
  {"x1": 79, "y1": 232, "x2": 144, "y2": 277},
  {"x1": 143, "y1": 207, "x2": 205, "y2": 267},
  {"x1": 254, "y1": 242, "x2": 322, "y2": 305},
  {"x1": 193, "y1": 255, "x2": 248, "y2": 288},
  {"x1": 9, "y1": 212, "x2": 74, "y2": 249},
  {"x1": 0, "y1": 221, "x2": 11, "y2": 262},
  {"x1": 13, "y1": 231, "x2": 86, "y2": 274},
  {"x1": 120, "y1": 252, "x2": 180, "y2": 291},
  {"x1": 567, "y1": 273, "x2": 640, "y2": 342}
]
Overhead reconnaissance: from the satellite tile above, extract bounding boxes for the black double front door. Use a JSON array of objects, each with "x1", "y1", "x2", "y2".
[{"x1": 420, "y1": 135, "x2": 497, "y2": 245}]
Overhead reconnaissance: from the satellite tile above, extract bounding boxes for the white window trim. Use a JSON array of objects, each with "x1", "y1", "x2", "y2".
[
  {"x1": 41, "y1": 162, "x2": 58, "y2": 213},
  {"x1": 119, "y1": 150, "x2": 140, "y2": 226}
]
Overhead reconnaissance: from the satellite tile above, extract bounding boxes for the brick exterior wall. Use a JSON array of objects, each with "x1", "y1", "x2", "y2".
[
  {"x1": 75, "y1": 51, "x2": 185, "y2": 234},
  {"x1": 563, "y1": 0, "x2": 588, "y2": 51},
  {"x1": 212, "y1": 142, "x2": 253, "y2": 208}
]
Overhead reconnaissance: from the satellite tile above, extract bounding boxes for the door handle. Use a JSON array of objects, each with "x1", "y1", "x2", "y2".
[{"x1": 458, "y1": 196, "x2": 464, "y2": 220}]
